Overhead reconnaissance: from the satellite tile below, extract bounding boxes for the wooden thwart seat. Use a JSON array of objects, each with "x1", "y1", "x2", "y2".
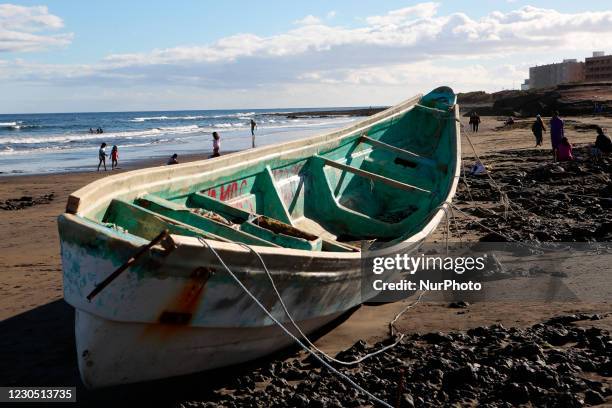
[
  {"x1": 135, "y1": 194, "x2": 278, "y2": 247},
  {"x1": 359, "y1": 135, "x2": 436, "y2": 168},
  {"x1": 319, "y1": 156, "x2": 431, "y2": 194},
  {"x1": 103, "y1": 199, "x2": 231, "y2": 243},
  {"x1": 183, "y1": 191, "x2": 356, "y2": 251}
]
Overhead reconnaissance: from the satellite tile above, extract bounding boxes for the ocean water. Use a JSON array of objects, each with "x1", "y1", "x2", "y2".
[{"x1": 0, "y1": 108, "x2": 362, "y2": 175}]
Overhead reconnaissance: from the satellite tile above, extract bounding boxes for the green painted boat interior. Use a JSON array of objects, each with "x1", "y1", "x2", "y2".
[{"x1": 98, "y1": 87, "x2": 458, "y2": 252}]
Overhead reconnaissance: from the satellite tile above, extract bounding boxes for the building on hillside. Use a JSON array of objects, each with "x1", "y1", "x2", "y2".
[
  {"x1": 528, "y1": 59, "x2": 585, "y2": 89},
  {"x1": 520, "y1": 79, "x2": 530, "y2": 90},
  {"x1": 585, "y1": 51, "x2": 612, "y2": 82}
]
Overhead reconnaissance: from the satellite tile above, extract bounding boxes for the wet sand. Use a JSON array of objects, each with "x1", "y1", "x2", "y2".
[{"x1": 0, "y1": 116, "x2": 611, "y2": 406}]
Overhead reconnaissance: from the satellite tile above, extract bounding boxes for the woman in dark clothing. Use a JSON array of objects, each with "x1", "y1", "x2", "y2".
[
  {"x1": 595, "y1": 127, "x2": 611, "y2": 153},
  {"x1": 531, "y1": 114, "x2": 546, "y2": 147},
  {"x1": 469, "y1": 112, "x2": 480, "y2": 132}
]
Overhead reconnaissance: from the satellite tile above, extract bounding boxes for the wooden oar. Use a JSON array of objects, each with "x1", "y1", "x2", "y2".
[{"x1": 86, "y1": 229, "x2": 169, "y2": 301}]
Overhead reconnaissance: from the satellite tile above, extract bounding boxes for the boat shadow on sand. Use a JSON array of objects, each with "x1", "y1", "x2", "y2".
[{"x1": 0, "y1": 299, "x2": 360, "y2": 407}]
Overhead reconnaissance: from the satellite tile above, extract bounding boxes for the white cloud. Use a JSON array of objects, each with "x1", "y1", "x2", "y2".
[
  {"x1": 365, "y1": 2, "x2": 440, "y2": 26},
  {"x1": 0, "y1": 4, "x2": 72, "y2": 52},
  {"x1": 2, "y1": 3, "x2": 612, "y2": 109},
  {"x1": 326, "y1": 11, "x2": 336, "y2": 19},
  {"x1": 293, "y1": 15, "x2": 322, "y2": 26},
  {"x1": 90, "y1": 5, "x2": 612, "y2": 71}
]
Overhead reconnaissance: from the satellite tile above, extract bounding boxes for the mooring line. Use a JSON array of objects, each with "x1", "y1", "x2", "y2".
[{"x1": 197, "y1": 237, "x2": 394, "y2": 408}]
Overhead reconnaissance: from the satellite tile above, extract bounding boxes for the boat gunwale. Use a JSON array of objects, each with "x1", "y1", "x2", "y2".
[
  {"x1": 66, "y1": 95, "x2": 423, "y2": 217},
  {"x1": 62, "y1": 93, "x2": 460, "y2": 259},
  {"x1": 167, "y1": 103, "x2": 462, "y2": 259}
]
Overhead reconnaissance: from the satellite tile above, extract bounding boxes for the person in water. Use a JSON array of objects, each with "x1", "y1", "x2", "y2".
[
  {"x1": 250, "y1": 119, "x2": 257, "y2": 148},
  {"x1": 211, "y1": 132, "x2": 220, "y2": 157},
  {"x1": 550, "y1": 111, "x2": 564, "y2": 161},
  {"x1": 557, "y1": 137, "x2": 574, "y2": 161},
  {"x1": 167, "y1": 153, "x2": 179, "y2": 165},
  {"x1": 531, "y1": 114, "x2": 546, "y2": 147},
  {"x1": 89, "y1": 128, "x2": 94, "y2": 134},
  {"x1": 110, "y1": 145, "x2": 119, "y2": 170},
  {"x1": 469, "y1": 112, "x2": 480, "y2": 132},
  {"x1": 97, "y1": 142, "x2": 107, "y2": 171}
]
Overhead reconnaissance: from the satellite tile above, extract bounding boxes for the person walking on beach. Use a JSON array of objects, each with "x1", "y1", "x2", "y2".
[
  {"x1": 250, "y1": 119, "x2": 257, "y2": 148},
  {"x1": 469, "y1": 112, "x2": 480, "y2": 132},
  {"x1": 97, "y1": 142, "x2": 107, "y2": 171},
  {"x1": 167, "y1": 153, "x2": 179, "y2": 165},
  {"x1": 211, "y1": 132, "x2": 221, "y2": 158},
  {"x1": 550, "y1": 111, "x2": 564, "y2": 161},
  {"x1": 557, "y1": 137, "x2": 574, "y2": 161},
  {"x1": 531, "y1": 114, "x2": 546, "y2": 147},
  {"x1": 110, "y1": 145, "x2": 119, "y2": 170}
]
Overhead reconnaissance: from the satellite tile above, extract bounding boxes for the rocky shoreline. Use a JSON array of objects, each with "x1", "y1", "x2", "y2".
[
  {"x1": 194, "y1": 314, "x2": 610, "y2": 407},
  {"x1": 454, "y1": 144, "x2": 611, "y2": 242}
]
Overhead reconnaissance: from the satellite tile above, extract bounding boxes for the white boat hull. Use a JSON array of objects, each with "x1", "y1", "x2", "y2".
[{"x1": 75, "y1": 309, "x2": 343, "y2": 388}]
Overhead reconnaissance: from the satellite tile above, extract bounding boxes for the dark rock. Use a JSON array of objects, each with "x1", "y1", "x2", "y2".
[
  {"x1": 448, "y1": 301, "x2": 469, "y2": 308},
  {"x1": 288, "y1": 394, "x2": 310, "y2": 407},
  {"x1": 512, "y1": 342, "x2": 543, "y2": 360},
  {"x1": 479, "y1": 232, "x2": 508, "y2": 242},
  {"x1": 544, "y1": 327, "x2": 571, "y2": 346},
  {"x1": 555, "y1": 391, "x2": 583, "y2": 407},
  {"x1": 400, "y1": 393, "x2": 415, "y2": 408},
  {"x1": 422, "y1": 332, "x2": 451, "y2": 344},
  {"x1": 443, "y1": 364, "x2": 479, "y2": 389},
  {"x1": 500, "y1": 382, "x2": 530, "y2": 404},
  {"x1": 584, "y1": 390, "x2": 605, "y2": 405}
]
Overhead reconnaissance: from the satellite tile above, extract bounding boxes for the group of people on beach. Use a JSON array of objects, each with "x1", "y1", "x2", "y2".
[
  {"x1": 530, "y1": 111, "x2": 611, "y2": 162},
  {"x1": 97, "y1": 143, "x2": 118, "y2": 171},
  {"x1": 468, "y1": 110, "x2": 611, "y2": 176},
  {"x1": 95, "y1": 118, "x2": 258, "y2": 171}
]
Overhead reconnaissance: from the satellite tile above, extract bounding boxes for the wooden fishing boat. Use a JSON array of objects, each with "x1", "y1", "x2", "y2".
[{"x1": 58, "y1": 86, "x2": 461, "y2": 388}]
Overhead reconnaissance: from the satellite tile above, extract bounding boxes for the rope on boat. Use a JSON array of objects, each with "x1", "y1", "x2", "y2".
[
  {"x1": 210, "y1": 203, "x2": 458, "y2": 367},
  {"x1": 197, "y1": 237, "x2": 394, "y2": 408},
  {"x1": 226, "y1": 204, "x2": 459, "y2": 367},
  {"x1": 190, "y1": 188, "x2": 462, "y2": 402},
  {"x1": 235, "y1": 241, "x2": 426, "y2": 366}
]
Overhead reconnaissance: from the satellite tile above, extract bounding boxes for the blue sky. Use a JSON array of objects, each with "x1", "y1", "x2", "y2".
[{"x1": 1, "y1": 1, "x2": 612, "y2": 113}]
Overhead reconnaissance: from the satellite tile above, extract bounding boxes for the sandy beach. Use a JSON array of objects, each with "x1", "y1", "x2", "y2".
[{"x1": 1, "y1": 115, "x2": 611, "y2": 406}]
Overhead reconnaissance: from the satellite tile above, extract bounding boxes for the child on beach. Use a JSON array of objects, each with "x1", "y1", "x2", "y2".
[
  {"x1": 211, "y1": 132, "x2": 221, "y2": 158},
  {"x1": 97, "y1": 143, "x2": 107, "y2": 171},
  {"x1": 110, "y1": 145, "x2": 119, "y2": 169},
  {"x1": 250, "y1": 119, "x2": 257, "y2": 148},
  {"x1": 557, "y1": 137, "x2": 574, "y2": 162}
]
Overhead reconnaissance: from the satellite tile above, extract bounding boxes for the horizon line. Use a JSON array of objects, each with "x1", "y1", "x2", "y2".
[{"x1": 0, "y1": 105, "x2": 389, "y2": 116}]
